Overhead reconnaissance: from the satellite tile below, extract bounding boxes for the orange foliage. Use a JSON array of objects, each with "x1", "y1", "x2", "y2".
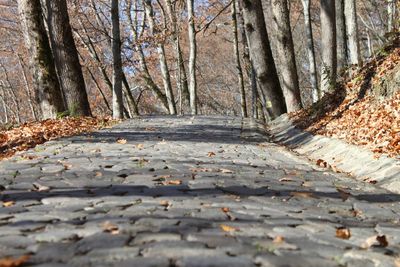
[{"x1": 0, "y1": 117, "x2": 116, "y2": 160}]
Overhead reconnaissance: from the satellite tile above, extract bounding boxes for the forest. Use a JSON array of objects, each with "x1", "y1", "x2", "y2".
[{"x1": 0, "y1": 0, "x2": 397, "y2": 123}]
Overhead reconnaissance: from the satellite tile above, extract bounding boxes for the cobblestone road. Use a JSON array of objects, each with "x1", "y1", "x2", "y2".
[{"x1": 1, "y1": 116, "x2": 400, "y2": 267}]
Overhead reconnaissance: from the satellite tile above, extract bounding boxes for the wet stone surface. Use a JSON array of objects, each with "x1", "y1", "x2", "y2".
[{"x1": 0, "y1": 116, "x2": 399, "y2": 266}]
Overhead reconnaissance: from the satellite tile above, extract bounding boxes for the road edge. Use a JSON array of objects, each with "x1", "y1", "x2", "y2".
[{"x1": 266, "y1": 114, "x2": 400, "y2": 194}]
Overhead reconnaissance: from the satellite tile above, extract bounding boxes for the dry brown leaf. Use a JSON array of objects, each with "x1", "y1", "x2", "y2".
[
  {"x1": 160, "y1": 200, "x2": 170, "y2": 207},
  {"x1": 362, "y1": 235, "x2": 389, "y2": 249},
  {"x1": 145, "y1": 127, "x2": 157, "y2": 132},
  {"x1": 273, "y1": 235, "x2": 285, "y2": 243},
  {"x1": 279, "y1": 177, "x2": 295, "y2": 182},
  {"x1": 136, "y1": 144, "x2": 144, "y2": 149},
  {"x1": 290, "y1": 192, "x2": 318, "y2": 199},
  {"x1": 0, "y1": 255, "x2": 30, "y2": 267},
  {"x1": 2, "y1": 201, "x2": 15, "y2": 207},
  {"x1": 116, "y1": 138, "x2": 127, "y2": 144},
  {"x1": 207, "y1": 152, "x2": 216, "y2": 157},
  {"x1": 394, "y1": 258, "x2": 400, "y2": 267},
  {"x1": 219, "y1": 168, "x2": 234, "y2": 174},
  {"x1": 32, "y1": 183, "x2": 50, "y2": 192},
  {"x1": 221, "y1": 207, "x2": 230, "y2": 213},
  {"x1": 166, "y1": 180, "x2": 182, "y2": 185},
  {"x1": 220, "y1": 224, "x2": 239, "y2": 232},
  {"x1": 316, "y1": 159, "x2": 328, "y2": 168},
  {"x1": 336, "y1": 227, "x2": 351, "y2": 239},
  {"x1": 158, "y1": 175, "x2": 172, "y2": 179},
  {"x1": 101, "y1": 221, "x2": 119, "y2": 235}
]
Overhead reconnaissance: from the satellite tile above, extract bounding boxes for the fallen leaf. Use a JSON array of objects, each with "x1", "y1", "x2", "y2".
[
  {"x1": 63, "y1": 163, "x2": 73, "y2": 170},
  {"x1": 0, "y1": 255, "x2": 30, "y2": 267},
  {"x1": 394, "y1": 258, "x2": 400, "y2": 267},
  {"x1": 221, "y1": 207, "x2": 230, "y2": 213},
  {"x1": 145, "y1": 127, "x2": 157, "y2": 132},
  {"x1": 220, "y1": 224, "x2": 239, "y2": 232},
  {"x1": 136, "y1": 144, "x2": 144, "y2": 149},
  {"x1": 95, "y1": 172, "x2": 103, "y2": 177},
  {"x1": 32, "y1": 183, "x2": 51, "y2": 192},
  {"x1": 116, "y1": 138, "x2": 127, "y2": 144},
  {"x1": 336, "y1": 227, "x2": 351, "y2": 239},
  {"x1": 377, "y1": 235, "x2": 389, "y2": 247},
  {"x1": 166, "y1": 180, "x2": 182, "y2": 185},
  {"x1": 273, "y1": 235, "x2": 285, "y2": 243},
  {"x1": 207, "y1": 152, "x2": 216, "y2": 157},
  {"x1": 2, "y1": 201, "x2": 15, "y2": 207},
  {"x1": 316, "y1": 159, "x2": 328, "y2": 168},
  {"x1": 159, "y1": 200, "x2": 172, "y2": 210},
  {"x1": 158, "y1": 175, "x2": 172, "y2": 179},
  {"x1": 290, "y1": 192, "x2": 318, "y2": 199},
  {"x1": 279, "y1": 177, "x2": 295, "y2": 182},
  {"x1": 101, "y1": 221, "x2": 119, "y2": 235},
  {"x1": 219, "y1": 168, "x2": 234, "y2": 174}
]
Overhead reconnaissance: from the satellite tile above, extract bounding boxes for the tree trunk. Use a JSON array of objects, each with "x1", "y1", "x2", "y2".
[
  {"x1": 320, "y1": 0, "x2": 337, "y2": 94},
  {"x1": 388, "y1": 0, "x2": 396, "y2": 32},
  {"x1": 144, "y1": 0, "x2": 176, "y2": 115},
  {"x1": 232, "y1": 0, "x2": 248, "y2": 118},
  {"x1": 301, "y1": 0, "x2": 319, "y2": 102},
  {"x1": 17, "y1": 0, "x2": 66, "y2": 119},
  {"x1": 345, "y1": 0, "x2": 362, "y2": 66},
  {"x1": 240, "y1": 0, "x2": 287, "y2": 119},
  {"x1": 16, "y1": 54, "x2": 39, "y2": 120},
  {"x1": 165, "y1": 0, "x2": 190, "y2": 113},
  {"x1": 336, "y1": 0, "x2": 348, "y2": 70},
  {"x1": 126, "y1": 0, "x2": 170, "y2": 113},
  {"x1": 111, "y1": 0, "x2": 123, "y2": 119},
  {"x1": 270, "y1": 0, "x2": 303, "y2": 112},
  {"x1": 187, "y1": 0, "x2": 198, "y2": 115},
  {"x1": 46, "y1": 0, "x2": 92, "y2": 116}
]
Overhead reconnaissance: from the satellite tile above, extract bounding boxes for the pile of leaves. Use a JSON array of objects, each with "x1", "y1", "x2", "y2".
[
  {"x1": 292, "y1": 37, "x2": 400, "y2": 158},
  {"x1": 0, "y1": 117, "x2": 116, "y2": 161}
]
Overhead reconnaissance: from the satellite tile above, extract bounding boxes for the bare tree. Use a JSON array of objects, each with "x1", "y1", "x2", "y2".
[
  {"x1": 187, "y1": 0, "x2": 198, "y2": 115},
  {"x1": 301, "y1": 0, "x2": 319, "y2": 102},
  {"x1": 231, "y1": 0, "x2": 248, "y2": 118},
  {"x1": 270, "y1": 0, "x2": 303, "y2": 112},
  {"x1": 111, "y1": 0, "x2": 123, "y2": 119},
  {"x1": 336, "y1": 0, "x2": 348, "y2": 70},
  {"x1": 145, "y1": 0, "x2": 176, "y2": 115},
  {"x1": 320, "y1": 0, "x2": 337, "y2": 94},
  {"x1": 345, "y1": 0, "x2": 362, "y2": 66},
  {"x1": 17, "y1": 0, "x2": 65, "y2": 119},
  {"x1": 46, "y1": 0, "x2": 92, "y2": 116},
  {"x1": 241, "y1": 0, "x2": 286, "y2": 119}
]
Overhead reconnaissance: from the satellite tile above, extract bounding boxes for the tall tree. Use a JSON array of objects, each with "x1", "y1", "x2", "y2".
[
  {"x1": 46, "y1": 0, "x2": 92, "y2": 116},
  {"x1": 187, "y1": 0, "x2": 198, "y2": 115},
  {"x1": 165, "y1": 0, "x2": 190, "y2": 113},
  {"x1": 145, "y1": 0, "x2": 177, "y2": 115},
  {"x1": 17, "y1": 0, "x2": 65, "y2": 119},
  {"x1": 270, "y1": 0, "x2": 303, "y2": 112},
  {"x1": 336, "y1": 0, "x2": 348, "y2": 70},
  {"x1": 111, "y1": 0, "x2": 123, "y2": 119},
  {"x1": 301, "y1": 0, "x2": 319, "y2": 102},
  {"x1": 320, "y1": 0, "x2": 337, "y2": 94},
  {"x1": 241, "y1": 0, "x2": 287, "y2": 119},
  {"x1": 387, "y1": 0, "x2": 396, "y2": 32},
  {"x1": 345, "y1": 0, "x2": 362, "y2": 66},
  {"x1": 232, "y1": 0, "x2": 248, "y2": 118}
]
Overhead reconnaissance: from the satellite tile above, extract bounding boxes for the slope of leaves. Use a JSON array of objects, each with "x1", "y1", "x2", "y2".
[
  {"x1": 291, "y1": 38, "x2": 400, "y2": 158},
  {"x1": 0, "y1": 117, "x2": 116, "y2": 160}
]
